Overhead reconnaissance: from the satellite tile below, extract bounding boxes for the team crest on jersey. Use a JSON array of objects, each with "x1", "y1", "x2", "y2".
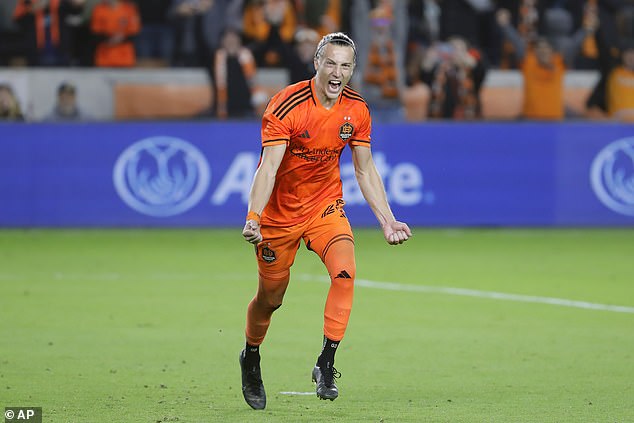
[
  {"x1": 339, "y1": 122, "x2": 354, "y2": 141},
  {"x1": 261, "y1": 245, "x2": 277, "y2": 263}
]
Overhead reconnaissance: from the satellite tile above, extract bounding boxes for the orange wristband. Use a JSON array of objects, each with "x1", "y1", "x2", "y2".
[{"x1": 246, "y1": 211, "x2": 261, "y2": 224}]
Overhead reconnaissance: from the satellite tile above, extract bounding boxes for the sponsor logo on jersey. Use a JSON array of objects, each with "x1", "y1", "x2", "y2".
[
  {"x1": 339, "y1": 122, "x2": 354, "y2": 141},
  {"x1": 590, "y1": 137, "x2": 634, "y2": 217},
  {"x1": 289, "y1": 142, "x2": 342, "y2": 162},
  {"x1": 113, "y1": 136, "x2": 210, "y2": 217}
]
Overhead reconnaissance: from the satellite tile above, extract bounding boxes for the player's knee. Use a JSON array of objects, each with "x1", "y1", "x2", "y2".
[
  {"x1": 331, "y1": 265, "x2": 355, "y2": 284},
  {"x1": 323, "y1": 238, "x2": 356, "y2": 283},
  {"x1": 256, "y1": 269, "x2": 289, "y2": 310},
  {"x1": 254, "y1": 291, "x2": 284, "y2": 310},
  {"x1": 328, "y1": 255, "x2": 355, "y2": 281},
  {"x1": 265, "y1": 297, "x2": 283, "y2": 311}
]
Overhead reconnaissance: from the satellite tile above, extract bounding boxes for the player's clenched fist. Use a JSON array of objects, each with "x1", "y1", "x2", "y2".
[
  {"x1": 242, "y1": 219, "x2": 263, "y2": 244},
  {"x1": 382, "y1": 221, "x2": 412, "y2": 245}
]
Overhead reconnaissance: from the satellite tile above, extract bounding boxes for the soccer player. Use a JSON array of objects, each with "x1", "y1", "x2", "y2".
[{"x1": 239, "y1": 32, "x2": 412, "y2": 410}]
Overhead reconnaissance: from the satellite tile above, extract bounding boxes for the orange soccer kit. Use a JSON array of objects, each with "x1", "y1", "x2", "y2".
[
  {"x1": 91, "y1": 1, "x2": 140, "y2": 67},
  {"x1": 520, "y1": 50, "x2": 566, "y2": 120},
  {"x1": 246, "y1": 79, "x2": 371, "y2": 346}
]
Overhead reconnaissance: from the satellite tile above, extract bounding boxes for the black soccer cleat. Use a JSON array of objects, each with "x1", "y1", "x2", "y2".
[
  {"x1": 311, "y1": 363, "x2": 341, "y2": 401},
  {"x1": 239, "y1": 349, "x2": 266, "y2": 410}
]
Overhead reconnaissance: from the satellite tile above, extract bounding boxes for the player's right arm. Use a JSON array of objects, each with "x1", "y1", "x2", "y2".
[{"x1": 242, "y1": 144, "x2": 286, "y2": 244}]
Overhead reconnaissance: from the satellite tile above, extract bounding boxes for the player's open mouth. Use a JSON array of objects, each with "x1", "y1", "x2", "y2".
[{"x1": 328, "y1": 80, "x2": 342, "y2": 93}]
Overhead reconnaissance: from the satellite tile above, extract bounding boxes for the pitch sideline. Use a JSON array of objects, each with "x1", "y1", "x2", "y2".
[{"x1": 298, "y1": 274, "x2": 634, "y2": 314}]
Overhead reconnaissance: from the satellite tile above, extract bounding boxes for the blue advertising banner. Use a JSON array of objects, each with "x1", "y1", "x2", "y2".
[{"x1": 0, "y1": 122, "x2": 633, "y2": 227}]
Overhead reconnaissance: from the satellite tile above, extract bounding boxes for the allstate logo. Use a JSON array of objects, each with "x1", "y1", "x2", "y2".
[
  {"x1": 113, "y1": 136, "x2": 211, "y2": 217},
  {"x1": 590, "y1": 137, "x2": 634, "y2": 217}
]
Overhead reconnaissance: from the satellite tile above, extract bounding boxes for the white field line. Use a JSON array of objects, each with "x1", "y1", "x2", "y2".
[{"x1": 297, "y1": 274, "x2": 634, "y2": 314}]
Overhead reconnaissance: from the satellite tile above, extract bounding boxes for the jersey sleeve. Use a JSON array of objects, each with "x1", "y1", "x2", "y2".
[
  {"x1": 349, "y1": 104, "x2": 371, "y2": 147},
  {"x1": 261, "y1": 95, "x2": 292, "y2": 147}
]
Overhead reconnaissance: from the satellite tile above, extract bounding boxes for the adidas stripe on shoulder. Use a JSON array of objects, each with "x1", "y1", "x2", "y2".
[
  {"x1": 272, "y1": 81, "x2": 315, "y2": 121},
  {"x1": 341, "y1": 86, "x2": 366, "y2": 104}
]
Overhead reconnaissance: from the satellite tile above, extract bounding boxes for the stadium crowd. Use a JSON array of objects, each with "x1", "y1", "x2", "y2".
[{"x1": 0, "y1": 0, "x2": 633, "y2": 121}]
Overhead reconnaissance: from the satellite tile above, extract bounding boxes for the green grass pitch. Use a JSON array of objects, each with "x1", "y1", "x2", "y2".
[{"x1": 1, "y1": 228, "x2": 633, "y2": 422}]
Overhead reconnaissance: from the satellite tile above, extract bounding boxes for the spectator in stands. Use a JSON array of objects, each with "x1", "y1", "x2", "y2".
[
  {"x1": 1, "y1": 1, "x2": 25, "y2": 65},
  {"x1": 214, "y1": 27, "x2": 257, "y2": 119},
  {"x1": 439, "y1": 0, "x2": 498, "y2": 65},
  {"x1": 0, "y1": 84, "x2": 25, "y2": 121},
  {"x1": 496, "y1": 0, "x2": 540, "y2": 69},
  {"x1": 45, "y1": 81, "x2": 90, "y2": 121},
  {"x1": 243, "y1": 0, "x2": 297, "y2": 67},
  {"x1": 286, "y1": 28, "x2": 319, "y2": 83},
  {"x1": 586, "y1": 3, "x2": 634, "y2": 115},
  {"x1": 169, "y1": 0, "x2": 213, "y2": 67},
  {"x1": 351, "y1": 0, "x2": 408, "y2": 122},
  {"x1": 169, "y1": 0, "x2": 243, "y2": 68},
  {"x1": 64, "y1": 0, "x2": 100, "y2": 66},
  {"x1": 134, "y1": 0, "x2": 172, "y2": 67},
  {"x1": 419, "y1": 37, "x2": 487, "y2": 120},
  {"x1": 405, "y1": 0, "x2": 440, "y2": 88},
  {"x1": 90, "y1": 0, "x2": 140, "y2": 67},
  {"x1": 203, "y1": 0, "x2": 245, "y2": 55},
  {"x1": 12, "y1": 0, "x2": 84, "y2": 66},
  {"x1": 574, "y1": 0, "x2": 627, "y2": 69},
  {"x1": 408, "y1": 0, "x2": 441, "y2": 48},
  {"x1": 588, "y1": 8, "x2": 634, "y2": 121},
  {"x1": 169, "y1": 0, "x2": 244, "y2": 118},
  {"x1": 293, "y1": 0, "x2": 342, "y2": 36},
  {"x1": 496, "y1": 7, "x2": 597, "y2": 120},
  {"x1": 496, "y1": 0, "x2": 583, "y2": 68},
  {"x1": 495, "y1": 0, "x2": 621, "y2": 69}
]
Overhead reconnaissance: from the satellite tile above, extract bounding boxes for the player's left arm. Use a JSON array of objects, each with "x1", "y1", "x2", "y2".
[{"x1": 351, "y1": 145, "x2": 412, "y2": 245}]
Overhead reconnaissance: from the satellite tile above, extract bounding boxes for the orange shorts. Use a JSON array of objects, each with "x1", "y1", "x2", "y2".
[{"x1": 255, "y1": 198, "x2": 353, "y2": 279}]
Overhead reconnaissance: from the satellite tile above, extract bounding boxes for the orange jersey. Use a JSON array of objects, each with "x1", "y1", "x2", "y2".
[
  {"x1": 521, "y1": 51, "x2": 565, "y2": 120},
  {"x1": 91, "y1": 1, "x2": 141, "y2": 67},
  {"x1": 13, "y1": 0, "x2": 62, "y2": 48},
  {"x1": 260, "y1": 79, "x2": 371, "y2": 227},
  {"x1": 607, "y1": 66, "x2": 634, "y2": 120}
]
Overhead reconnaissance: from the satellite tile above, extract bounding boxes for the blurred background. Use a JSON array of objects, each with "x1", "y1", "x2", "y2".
[{"x1": 1, "y1": 0, "x2": 633, "y2": 228}]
